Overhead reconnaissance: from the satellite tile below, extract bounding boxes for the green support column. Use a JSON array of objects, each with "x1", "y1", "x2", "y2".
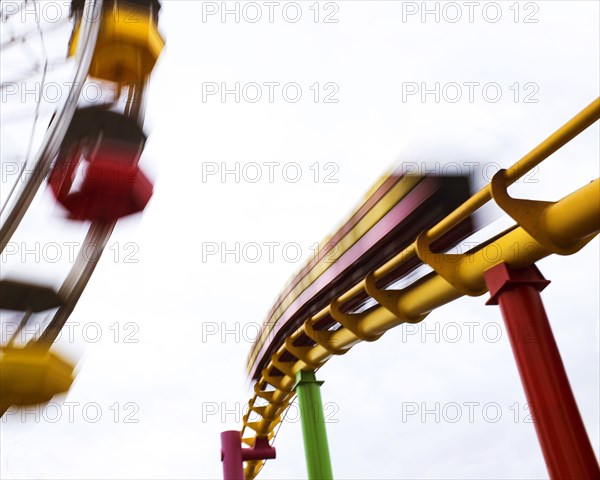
[{"x1": 294, "y1": 370, "x2": 334, "y2": 480}]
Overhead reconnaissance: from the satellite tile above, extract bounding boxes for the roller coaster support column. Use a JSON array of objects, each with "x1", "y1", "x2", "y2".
[
  {"x1": 295, "y1": 370, "x2": 334, "y2": 480},
  {"x1": 484, "y1": 263, "x2": 600, "y2": 480},
  {"x1": 221, "y1": 431, "x2": 275, "y2": 480}
]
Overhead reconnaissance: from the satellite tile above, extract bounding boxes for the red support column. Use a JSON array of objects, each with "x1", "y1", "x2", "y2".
[
  {"x1": 484, "y1": 263, "x2": 599, "y2": 480},
  {"x1": 221, "y1": 431, "x2": 244, "y2": 480},
  {"x1": 221, "y1": 431, "x2": 276, "y2": 480}
]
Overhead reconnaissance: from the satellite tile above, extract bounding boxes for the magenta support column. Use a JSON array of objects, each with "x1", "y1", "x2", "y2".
[
  {"x1": 484, "y1": 262, "x2": 600, "y2": 480},
  {"x1": 221, "y1": 431, "x2": 276, "y2": 480},
  {"x1": 221, "y1": 431, "x2": 244, "y2": 480}
]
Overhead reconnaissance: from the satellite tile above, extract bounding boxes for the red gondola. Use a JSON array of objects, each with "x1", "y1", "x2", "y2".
[{"x1": 48, "y1": 107, "x2": 153, "y2": 221}]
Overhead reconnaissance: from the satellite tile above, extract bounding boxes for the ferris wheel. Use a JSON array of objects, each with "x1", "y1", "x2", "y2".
[{"x1": 0, "y1": 0, "x2": 164, "y2": 415}]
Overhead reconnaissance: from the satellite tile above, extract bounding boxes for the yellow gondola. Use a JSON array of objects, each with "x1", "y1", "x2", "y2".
[
  {"x1": 0, "y1": 347, "x2": 74, "y2": 408},
  {"x1": 69, "y1": 0, "x2": 164, "y2": 86}
]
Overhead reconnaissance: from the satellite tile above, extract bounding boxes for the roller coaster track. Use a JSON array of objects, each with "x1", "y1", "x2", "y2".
[{"x1": 240, "y1": 98, "x2": 600, "y2": 479}]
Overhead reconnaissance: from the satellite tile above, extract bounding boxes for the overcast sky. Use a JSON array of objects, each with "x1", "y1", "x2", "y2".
[{"x1": 1, "y1": 1, "x2": 599, "y2": 479}]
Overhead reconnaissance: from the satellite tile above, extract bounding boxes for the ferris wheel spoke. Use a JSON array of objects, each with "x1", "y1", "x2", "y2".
[
  {"x1": 0, "y1": 66, "x2": 50, "y2": 217},
  {"x1": 0, "y1": 16, "x2": 68, "y2": 52}
]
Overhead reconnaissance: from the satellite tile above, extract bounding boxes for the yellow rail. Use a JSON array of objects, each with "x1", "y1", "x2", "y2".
[{"x1": 240, "y1": 98, "x2": 600, "y2": 479}]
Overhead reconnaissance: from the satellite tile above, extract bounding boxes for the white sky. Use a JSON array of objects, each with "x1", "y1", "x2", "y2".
[{"x1": 1, "y1": 1, "x2": 599, "y2": 479}]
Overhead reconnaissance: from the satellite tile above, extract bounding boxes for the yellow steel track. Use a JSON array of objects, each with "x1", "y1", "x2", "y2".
[{"x1": 241, "y1": 98, "x2": 600, "y2": 479}]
